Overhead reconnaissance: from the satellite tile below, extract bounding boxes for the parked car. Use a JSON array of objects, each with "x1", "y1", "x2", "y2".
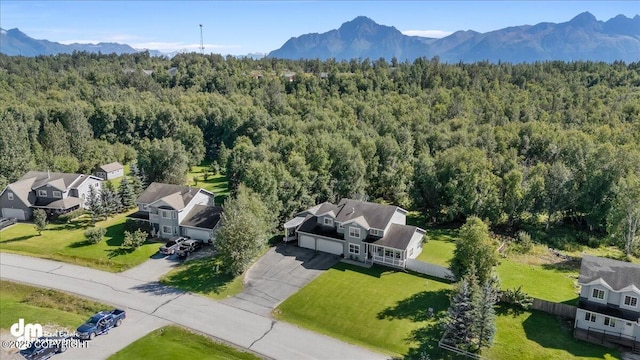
[
  {"x1": 175, "y1": 239, "x2": 201, "y2": 259},
  {"x1": 76, "y1": 309, "x2": 126, "y2": 340},
  {"x1": 19, "y1": 336, "x2": 68, "y2": 360},
  {"x1": 158, "y1": 236, "x2": 187, "y2": 255}
]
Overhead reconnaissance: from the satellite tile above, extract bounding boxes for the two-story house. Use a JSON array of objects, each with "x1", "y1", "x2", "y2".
[
  {"x1": 574, "y1": 255, "x2": 640, "y2": 352},
  {"x1": 284, "y1": 199, "x2": 425, "y2": 268},
  {"x1": 0, "y1": 171, "x2": 102, "y2": 220},
  {"x1": 128, "y1": 182, "x2": 221, "y2": 243}
]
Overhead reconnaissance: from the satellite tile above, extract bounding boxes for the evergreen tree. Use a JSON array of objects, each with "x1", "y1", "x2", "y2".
[
  {"x1": 86, "y1": 184, "x2": 103, "y2": 225},
  {"x1": 473, "y1": 280, "x2": 498, "y2": 348},
  {"x1": 118, "y1": 176, "x2": 136, "y2": 211},
  {"x1": 129, "y1": 162, "x2": 146, "y2": 196},
  {"x1": 443, "y1": 273, "x2": 478, "y2": 351},
  {"x1": 101, "y1": 181, "x2": 120, "y2": 217}
]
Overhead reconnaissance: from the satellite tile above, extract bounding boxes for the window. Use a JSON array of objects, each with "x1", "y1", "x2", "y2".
[
  {"x1": 323, "y1": 217, "x2": 333, "y2": 226},
  {"x1": 7, "y1": 192, "x2": 13, "y2": 200},
  {"x1": 349, "y1": 227, "x2": 360, "y2": 238},
  {"x1": 584, "y1": 312, "x2": 596, "y2": 322},
  {"x1": 38, "y1": 190, "x2": 47, "y2": 197},
  {"x1": 409, "y1": 248, "x2": 414, "y2": 257},
  {"x1": 604, "y1": 317, "x2": 616, "y2": 327},
  {"x1": 162, "y1": 225, "x2": 172, "y2": 234},
  {"x1": 162, "y1": 210, "x2": 171, "y2": 219},
  {"x1": 592, "y1": 288, "x2": 605, "y2": 300},
  {"x1": 349, "y1": 244, "x2": 360, "y2": 255},
  {"x1": 624, "y1": 296, "x2": 638, "y2": 307},
  {"x1": 52, "y1": 191, "x2": 62, "y2": 198},
  {"x1": 370, "y1": 229, "x2": 381, "y2": 236}
]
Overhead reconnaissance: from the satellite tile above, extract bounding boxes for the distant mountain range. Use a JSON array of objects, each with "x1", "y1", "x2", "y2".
[
  {"x1": 269, "y1": 12, "x2": 640, "y2": 63},
  {"x1": 2, "y1": 12, "x2": 639, "y2": 63}
]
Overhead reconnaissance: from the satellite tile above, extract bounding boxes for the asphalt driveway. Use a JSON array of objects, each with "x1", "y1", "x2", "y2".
[{"x1": 221, "y1": 243, "x2": 339, "y2": 316}]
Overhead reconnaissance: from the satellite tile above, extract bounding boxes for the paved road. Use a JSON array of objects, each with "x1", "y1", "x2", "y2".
[
  {"x1": 222, "y1": 244, "x2": 339, "y2": 316},
  {"x1": 0, "y1": 253, "x2": 388, "y2": 360}
]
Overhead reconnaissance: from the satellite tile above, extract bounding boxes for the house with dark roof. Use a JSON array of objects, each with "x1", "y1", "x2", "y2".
[
  {"x1": 574, "y1": 255, "x2": 640, "y2": 352},
  {"x1": 284, "y1": 199, "x2": 425, "y2": 268},
  {"x1": 94, "y1": 162, "x2": 124, "y2": 180},
  {"x1": 127, "y1": 182, "x2": 220, "y2": 243},
  {"x1": 0, "y1": 171, "x2": 102, "y2": 220}
]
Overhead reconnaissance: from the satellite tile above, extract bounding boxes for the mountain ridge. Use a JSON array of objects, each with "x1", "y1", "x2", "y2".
[{"x1": 269, "y1": 12, "x2": 640, "y2": 63}]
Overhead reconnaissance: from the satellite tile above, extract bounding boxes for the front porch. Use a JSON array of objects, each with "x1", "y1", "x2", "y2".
[{"x1": 366, "y1": 244, "x2": 406, "y2": 268}]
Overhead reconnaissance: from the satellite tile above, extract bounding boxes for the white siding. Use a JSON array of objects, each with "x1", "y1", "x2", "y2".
[
  {"x1": 75, "y1": 177, "x2": 102, "y2": 208},
  {"x1": 406, "y1": 231, "x2": 424, "y2": 259}
]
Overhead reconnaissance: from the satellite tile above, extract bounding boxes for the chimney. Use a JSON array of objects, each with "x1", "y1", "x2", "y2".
[{"x1": 47, "y1": 170, "x2": 50, "y2": 179}]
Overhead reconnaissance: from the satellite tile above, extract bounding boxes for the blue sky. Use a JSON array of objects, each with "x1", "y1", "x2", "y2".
[{"x1": 1, "y1": 1, "x2": 638, "y2": 55}]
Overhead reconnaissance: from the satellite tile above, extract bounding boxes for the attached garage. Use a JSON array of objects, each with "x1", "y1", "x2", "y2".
[
  {"x1": 183, "y1": 227, "x2": 213, "y2": 243},
  {"x1": 299, "y1": 235, "x2": 315, "y2": 250},
  {"x1": 2, "y1": 208, "x2": 25, "y2": 221},
  {"x1": 317, "y1": 238, "x2": 344, "y2": 255}
]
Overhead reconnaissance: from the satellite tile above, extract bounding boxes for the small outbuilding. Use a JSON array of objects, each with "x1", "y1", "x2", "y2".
[{"x1": 95, "y1": 162, "x2": 124, "y2": 180}]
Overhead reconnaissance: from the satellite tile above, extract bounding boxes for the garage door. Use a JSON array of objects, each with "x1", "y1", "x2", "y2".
[
  {"x1": 2, "y1": 208, "x2": 25, "y2": 221},
  {"x1": 299, "y1": 235, "x2": 315, "y2": 250},
  {"x1": 185, "y1": 228, "x2": 212, "y2": 242},
  {"x1": 317, "y1": 239, "x2": 343, "y2": 255}
]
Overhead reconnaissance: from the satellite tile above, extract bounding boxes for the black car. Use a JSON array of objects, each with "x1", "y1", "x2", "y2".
[
  {"x1": 158, "y1": 236, "x2": 187, "y2": 255},
  {"x1": 19, "y1": 336, "x2": 68, "y2": 360}
]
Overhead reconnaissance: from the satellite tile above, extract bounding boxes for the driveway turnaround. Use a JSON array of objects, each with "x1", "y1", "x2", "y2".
[
  {"x1": 222, "y1": 244, "x2": 339, "y2": 316},
  {"x1": 0, "y1": 253, "x2": 388, "y2": 360}
]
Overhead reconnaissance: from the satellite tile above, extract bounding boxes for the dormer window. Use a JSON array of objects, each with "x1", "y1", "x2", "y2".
[
  {"x1": 38, "y1": 190, "x2": 47, "y2": 197},
  {"x1": 7, "y1": 192, "x2": 14, "y2": 200},
  {"x1": 323, "y1": 217, "x2": 333, "y2": 226},
  {"x1": 592, "y1": 288, "x2": 605, "y2": 300},
  {"x1": 370, "y1": 229, "x2": 382, "y2": 237},
  {"x1": 624, "y1": 295, "x2": 638, "y2": 307},
  {"x1": 53, "y1": 191, "x2": 62, "y2": 198}
]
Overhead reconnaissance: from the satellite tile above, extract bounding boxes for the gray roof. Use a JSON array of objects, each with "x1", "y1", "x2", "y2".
[
  {"x1": 136, "y1": 182, "x2": 205, "y2": 210},
  {"x1": 334, "y1": 198, "x2": 400, "y2": 230},
  {"x1": 97, "y1": 162, "x2": 123, "y2": 173},
  {"x1": 368, "y1": 224, "x2": 423, "y2": 250},
  {"x1": 578, "y1": 255, "x2": 640, "y2": 291},
  {"x1": 4, "y1": 177, "x2": 36, "y2": 206},
  {"x1": 21, "y1": 171, "x2": 84, "y2": 191},
  {"x1": 181, "y1": 205, "x2": 222, "y2": 229}
]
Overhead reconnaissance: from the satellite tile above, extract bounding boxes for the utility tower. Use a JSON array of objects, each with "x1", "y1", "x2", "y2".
[{"x1": 199, "y1": 24, "x2": 204, "y2": 54}]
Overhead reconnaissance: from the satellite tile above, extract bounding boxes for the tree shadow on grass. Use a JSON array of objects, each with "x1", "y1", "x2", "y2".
[
  {"x1": 161, "y1": 257, "x2": 235, "y2": 295},
  {"x1": 0, "y1": 235, "x2": 35, "y2": 244},
  {"x1": 104, "y1": 223, "x2": 126, "y2": 247},
  {"x1": 378, "y1": 289, "x2": 451, "y2": 322},
  {"x1": 68, "y1": 240, "x2": 93, "y2": 248},
  {"x1": 107, "y1": 247, "x2": 135, "y2": 258},
  {"x1": 404, "y1": 317, "x2": 463, "y2": 360}
]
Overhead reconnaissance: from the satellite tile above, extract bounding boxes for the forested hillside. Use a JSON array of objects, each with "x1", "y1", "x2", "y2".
[{"x1": 1, "y1": 52, "x2": 639, "y2": 253}]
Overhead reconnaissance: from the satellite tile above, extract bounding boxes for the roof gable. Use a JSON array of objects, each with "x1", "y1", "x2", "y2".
[
  {"x1": 21, "y1": 171, "x2": 84, "y2": 191},
  {"x1": 136, "y1": 182, "x2": 207, "y2": 211},
  {"x1": 578, "y1": 255, "x2": 640, "y2": 291},
  {"x1": 97, "y1": 162, "x2": 123, "y2": 173},
  {"x1": 334, "y1": 198, "x2": 400, "y2": 230},
  {"x1": 2, "y1": 177, "x2": 36, "y2": 206}
]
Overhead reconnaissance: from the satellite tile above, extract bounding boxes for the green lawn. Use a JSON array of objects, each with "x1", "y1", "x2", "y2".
[
  {"x1": 186, "y1": 164, "x2": 229, "y2": 205},
  {"x1": 417, "y1": 228, "x2": 456, "y2": 267},
  {"x1": 485, "y1": 306, "x2": 619, "y2": 360},
  {"x1": 160, "y1": 256, "x2": 244, "y2": 300},
  {"x1": 0, "y1": 212, "x2": 158, "y2": 272},
  {"x1": 275, "y1": 263, "x2": 453, "y2": 357},
  {"x1": 108, "y1": 326, "x2": 259, "y2": 360},
  {"x1": 275, "y1": 264, "x2": 617, "y2": 359},
  {"x1": 0, "y1": 280, "x2": 107, "y2": 331}
]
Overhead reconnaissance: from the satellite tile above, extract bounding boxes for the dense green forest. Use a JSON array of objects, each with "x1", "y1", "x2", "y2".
[{"x1": 1, "y1": 52, "x2": 639, "y2": 254}]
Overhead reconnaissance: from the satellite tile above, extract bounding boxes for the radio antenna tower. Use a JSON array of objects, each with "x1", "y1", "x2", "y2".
[{"x1": 199, "y1": 24, "x2": 204, "y2": 54}]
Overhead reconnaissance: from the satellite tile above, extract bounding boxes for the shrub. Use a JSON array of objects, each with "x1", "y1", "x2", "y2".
[
  {"x1": 501, "y1": 286, "x2": 533, "y2": 310},
  {"x1": 122, "y1": 229, "x2": 147, "y2": 249},
  {"x1": 56, "y1": 209, "x2": 85, "y2": 223},
  {"x1": 84, "y1": 227, "x2": 107, "y2": 244},
  {"x1": 512, "y1": 231, "x2": 533, "y2": 254}
]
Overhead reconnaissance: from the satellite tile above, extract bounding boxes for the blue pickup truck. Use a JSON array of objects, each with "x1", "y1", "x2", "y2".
[{"x1": 76, "y1": 309, "x2": 126, "y2": 340}]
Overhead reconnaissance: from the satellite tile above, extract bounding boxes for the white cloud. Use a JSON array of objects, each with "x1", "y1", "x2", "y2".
[{"x1": 402, "y1": 30, "x2": 453, "y2": 38}]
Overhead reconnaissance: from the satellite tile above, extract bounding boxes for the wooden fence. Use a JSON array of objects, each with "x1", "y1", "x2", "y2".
[{"x1": 531, "y1": 298, "x2": 577, "y2": 319}]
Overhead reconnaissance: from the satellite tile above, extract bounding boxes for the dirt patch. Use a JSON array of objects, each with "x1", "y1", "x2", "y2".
[{"x1": 508, "y1": 245, "x2": 581, "y2": 270}]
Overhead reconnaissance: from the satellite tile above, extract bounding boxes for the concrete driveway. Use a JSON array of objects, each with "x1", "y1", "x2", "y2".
[{"x1": 222, "y1": 243, "x2": 339, "y2": 316}]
